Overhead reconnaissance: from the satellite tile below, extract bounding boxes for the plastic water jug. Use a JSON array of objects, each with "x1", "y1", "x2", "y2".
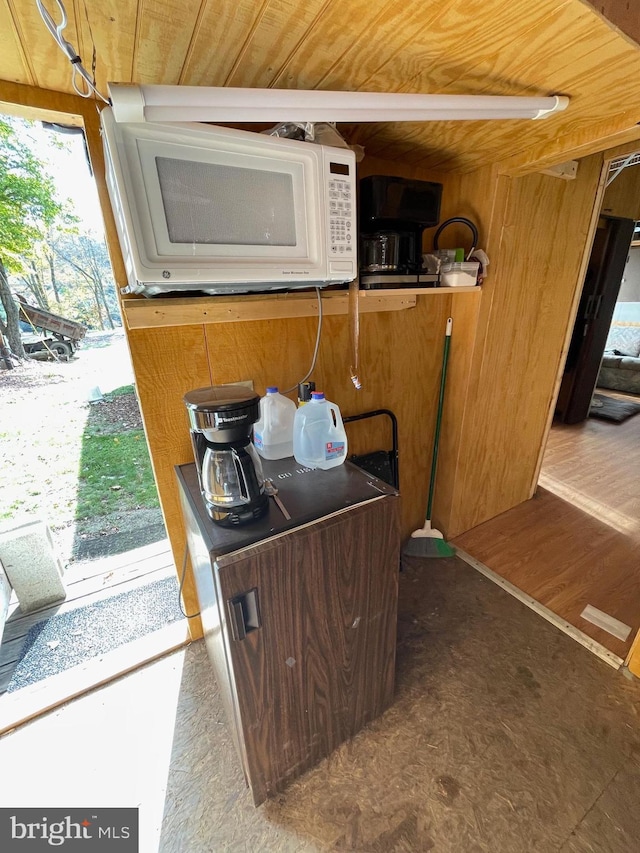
[
  {"x1": 293, "y1": 392, "x2": 348, "y2": 470},
  {"x1": 253, "y1": 387, "x2": 296, "y2": 460}
]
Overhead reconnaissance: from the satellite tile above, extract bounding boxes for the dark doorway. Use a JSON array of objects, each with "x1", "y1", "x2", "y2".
[{"x1": 556, "y1": 214, "x2": 635, "y2": 424}]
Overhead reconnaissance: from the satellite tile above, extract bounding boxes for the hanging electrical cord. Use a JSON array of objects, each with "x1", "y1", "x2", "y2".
[
  {"x1": 35, "y1": 0, "x2": 110, "y2": 103},
  {"x1": 282, "y1": 286, "x2": 323, "y2": 393},
  {"x1": 348, "y1": 278, "x2": 362, "y2": 390}
]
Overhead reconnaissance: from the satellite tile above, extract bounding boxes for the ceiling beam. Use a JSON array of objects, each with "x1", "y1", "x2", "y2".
[
  {"x1": 582, "y1": 1, "x2": 640, "y2": 47},
  {"x1": 0, "y1": 80, "x2": 88, "y2": 126},
  {"x1": 499, "y1": 110, "x2": 640, "y2": 177}
]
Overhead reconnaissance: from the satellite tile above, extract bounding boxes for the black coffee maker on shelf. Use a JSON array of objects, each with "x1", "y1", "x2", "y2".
[
  {"x1": 359, "y1": 175, "x2": 443, "y2": 289},
  {"x1": 183, "y1": 385, "x2": 268, "y2": 526}
]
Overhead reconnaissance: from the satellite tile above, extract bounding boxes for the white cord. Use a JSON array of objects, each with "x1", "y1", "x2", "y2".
[
  {"x1": 36, "y1": 0, "x2": 110, "y2": 104},
  {"x1": 282, "y1": 287, "x2": 323, "y2": 394}
]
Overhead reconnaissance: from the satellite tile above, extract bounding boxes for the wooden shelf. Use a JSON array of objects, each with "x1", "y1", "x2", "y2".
[
  {"x1": 122, "y1": 286, "x2": 480, "y2": 330},
  {"x1": 361, "y1": 286, "x2": 481, "y2": 296}
]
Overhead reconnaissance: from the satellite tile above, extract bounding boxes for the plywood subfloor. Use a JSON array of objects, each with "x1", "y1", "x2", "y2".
[
  {"x1": 454, "y1": 392, "x2": 640, "y2": 658},
  {"x1": 2, "y1": 555, "x2": 638, "y2": 852}
]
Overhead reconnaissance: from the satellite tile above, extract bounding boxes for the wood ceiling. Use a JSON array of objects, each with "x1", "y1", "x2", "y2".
[{"x1": 2, "y1": 0, "x2": 640, "y2": 172}]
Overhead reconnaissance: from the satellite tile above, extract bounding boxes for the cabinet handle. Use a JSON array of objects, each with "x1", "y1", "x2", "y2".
[{"x1": 228, "y1": 588, "x2": 261, "y2": 641}]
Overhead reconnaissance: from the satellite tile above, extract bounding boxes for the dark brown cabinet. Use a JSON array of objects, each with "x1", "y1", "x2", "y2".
[{"x1": 177, "y1": 460, "x2": 400, "y2": 805}]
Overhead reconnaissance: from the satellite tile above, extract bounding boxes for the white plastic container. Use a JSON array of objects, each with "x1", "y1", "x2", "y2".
[
  {"x1": 440, "y1": 261, "x2": 480, "y2": 287},
  {"x1": 293, "y1": 392, "x2": 348, "y2": 470},
  {"x1": 253, "y1": 387, "x2": 296, "y2": 460}
]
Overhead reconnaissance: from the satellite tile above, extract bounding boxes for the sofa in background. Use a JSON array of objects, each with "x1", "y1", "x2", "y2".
[{"x1": 597, "y1": 308, "x2": 640, "y2": 394}]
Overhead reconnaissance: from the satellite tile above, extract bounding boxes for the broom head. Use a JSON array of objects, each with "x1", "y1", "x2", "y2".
[{"x1": 401, "y1": 520, "x2": 456, "y2": 558}]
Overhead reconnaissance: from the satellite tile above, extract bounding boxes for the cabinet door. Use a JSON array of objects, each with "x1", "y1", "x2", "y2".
[{"x1": 215, "y1": 496, "x2": 399, "y2": 805}]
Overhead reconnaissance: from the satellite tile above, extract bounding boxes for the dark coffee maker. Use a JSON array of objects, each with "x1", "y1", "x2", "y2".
[
  {"x1": 183, "y1": 386, "x2": 268, "y2": 526},
  {"x1": 359, "y1": 175, "x2": 442, "y2": 288}
]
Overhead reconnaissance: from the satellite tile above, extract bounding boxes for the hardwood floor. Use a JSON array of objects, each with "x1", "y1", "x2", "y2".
[{"x1": 454, "y1": 391, "x2": 640, "y2": 660}]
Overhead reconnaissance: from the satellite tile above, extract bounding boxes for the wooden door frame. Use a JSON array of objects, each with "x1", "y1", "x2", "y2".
[
  {"x1": 529, "y1": 144, "x2": 640, "y2": 676},
  {"x1": 529, "y1": 157, "x2": 609, "y2": 495}
]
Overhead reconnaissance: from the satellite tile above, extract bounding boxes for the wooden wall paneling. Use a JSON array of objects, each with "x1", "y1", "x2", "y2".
[
  {"x1": 603, "y1": 138, "x2": 640, "y2": 165},
  {"x1": 432, "y1": 289, "x2": 482, "y2": 533},
  {"x1": 344, "y1": 303, "x2": 447, "y2": 534},
  {"x1": 300, "y1": 0, "x2": 459, "y2": 93},
  {"x1": 370, "y1": 42, "x2": 640, "y2": 174},
  {"x1": 255, "y1": 0, "x2": 452, "y2": 92},
  {"x1": 9, "y1": 0, "x2": 83, "y2": 93},
  {"x1": 177, "y1": 0, "x2": 320, "y2": 88},
  {"x1": 530, "y1": 154, "x2": 607, "y2": 492},
  {"x1": 133, "y1": 0, "x2": 206, "y2": 86},
  {"x1": 78, "y1": 104, "x2": 133, "y2": 301},
  {"x1": 203, "y1": 298, "x2": 450, "y2": 538},
  {"x1": 626, "y1": 628, "x2": 640, "y2": 677},
  {"x1": 76, "y1": 1, "x2": 137, "y2": 94},
  {"x1": 501, "y1": 115, "x2": 640, "y2": 179},
  {"x1": 128, "y1": 325, "x2": 212, "y2": 635},
  {"x1": 352, "y1": 3, "x2": 638, "y2": 171},
  {"x1": 4, "y1": 0, "x2": 640, "y2": 173},
  {"x1": 121, "y1": 291, "x2": 417, "y2": 329},
  {"x1": 222, "y1": 0, "x2": 345, "y2": 89},
  {"x1": 445, "y1": 155, "x2": 604, "y2": 537},
  {"x1": 443, "y1": 71, "x2": 640, "y2": 174},
  {"x1": 346, "y1": 0, "x2": 593, "y2": 166},
  {"x1": 416, "y1": 164, "x2": 502, "y2": 532},
  {"x1": 353, "y1": 159, "x2": 498, "y2": 534},
  {"x1": 429, "y1": 167, "x2": 511, "y2": 534},
  {"x1": 0, "y1": 3, "x2": 34, "y2": 86},
  {"x1": 204, "y1": 314, "x2": 324, "y2": 393},
  {"x1": 359, "y1": 0, "x2": 586, "y2": 97},
  {"x1": 601, "y1": 163, "x2": 640, "y2": 219}
]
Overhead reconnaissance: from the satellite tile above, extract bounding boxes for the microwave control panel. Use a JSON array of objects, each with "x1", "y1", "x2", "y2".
[{"x1": 325, "y1": 156, "x2": 357, "y2": 262}]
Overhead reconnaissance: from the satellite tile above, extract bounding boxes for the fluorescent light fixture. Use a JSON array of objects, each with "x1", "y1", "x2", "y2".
[{"x1": 108, "y1": 83, "x2": 569, "y2": 125}]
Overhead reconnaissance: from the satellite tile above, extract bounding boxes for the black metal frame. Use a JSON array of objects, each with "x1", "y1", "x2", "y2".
[{"x1": 343, "y1": 409, "x2": 399, "y2": 490}]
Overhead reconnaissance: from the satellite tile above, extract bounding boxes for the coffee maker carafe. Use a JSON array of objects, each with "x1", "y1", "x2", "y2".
[{"x1": 184, "y1": 386, "x2": 268, "y2": 526}]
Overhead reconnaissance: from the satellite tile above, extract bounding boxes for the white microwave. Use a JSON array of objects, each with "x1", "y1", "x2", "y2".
[{"x1": 100, "y1": 108, "x2": 357, "y2": 296}]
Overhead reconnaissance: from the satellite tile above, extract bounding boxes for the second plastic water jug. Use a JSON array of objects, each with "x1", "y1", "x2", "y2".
[
  {"x1": 293, "y1": 392, "x2": 348, "y2": 470},
  {"x1": 253, "y1": 387, "x2": 296, "y2": 460}
]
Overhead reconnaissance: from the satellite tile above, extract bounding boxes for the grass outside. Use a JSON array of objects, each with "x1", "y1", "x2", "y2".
[
  {"x1": 77, "y1": 386, "x2": 159, "y2": 520},
  {"x1": 0, "y1": 335, "x2": 164, "y2": 561}
]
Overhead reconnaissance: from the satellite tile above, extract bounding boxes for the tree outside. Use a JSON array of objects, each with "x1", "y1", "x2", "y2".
[
  {"x1": 0, "y1": 115, "x2": 121, "y2": 358},
  {"x1": 0, "y1": 114, "x2": 164, "y2": 561}
]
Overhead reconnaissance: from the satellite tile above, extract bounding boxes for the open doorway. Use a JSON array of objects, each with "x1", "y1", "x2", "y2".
[
  {"x1": 0, "y1": 113, "x2": 187, "y2": 727},
  {"x1": 455, "y1": 150, "x2": 640, "y2": 669},
  {"x1": 555, "y1": 215, "x2": 636, "y2": 424}
]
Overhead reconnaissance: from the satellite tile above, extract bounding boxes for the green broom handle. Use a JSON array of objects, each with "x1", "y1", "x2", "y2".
[{"x1": 426, "y1": 317, "x2": 452, "y2": 520}]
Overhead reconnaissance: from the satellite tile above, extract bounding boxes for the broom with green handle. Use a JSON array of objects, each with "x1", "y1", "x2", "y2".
[{"x1": 402, "y1": 316, "x2": 456, "y2": 559}]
